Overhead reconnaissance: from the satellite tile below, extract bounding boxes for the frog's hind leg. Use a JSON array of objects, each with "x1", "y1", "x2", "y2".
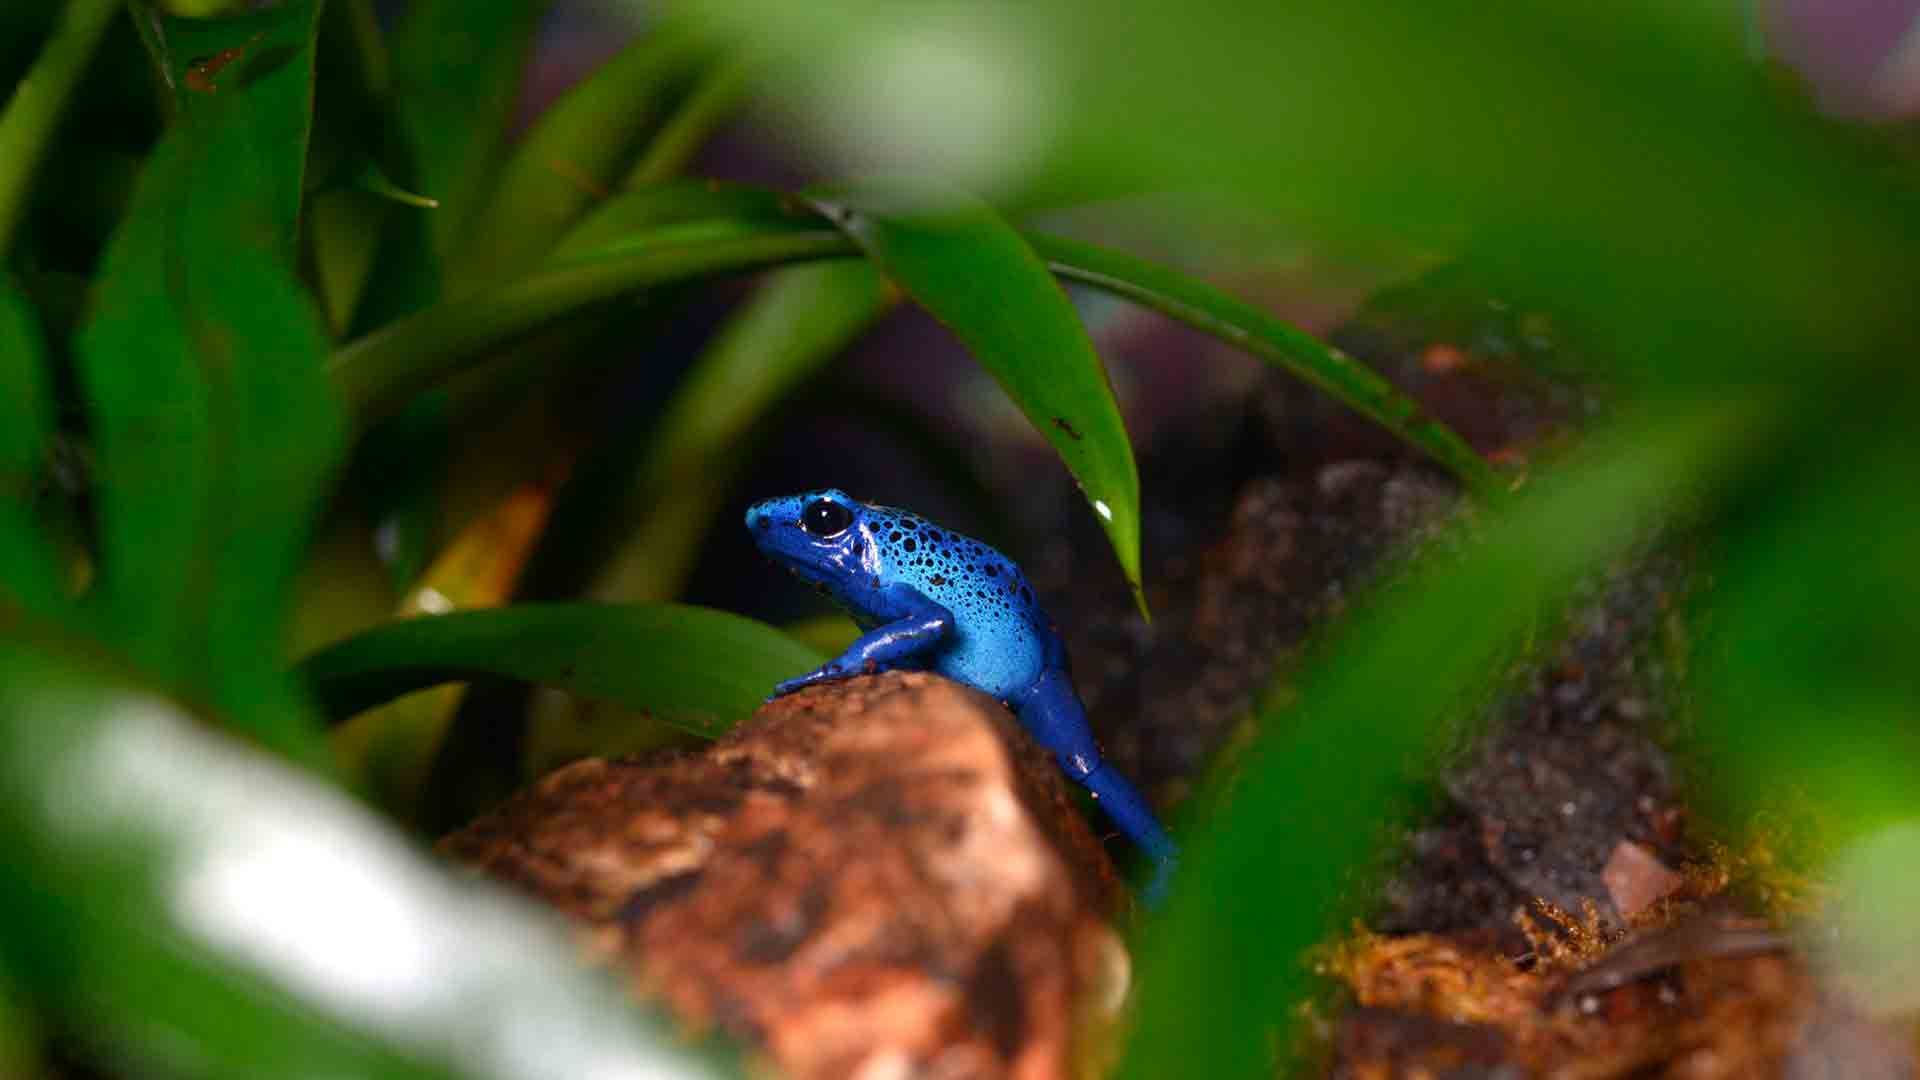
[{"x1": 1015, "y1": 669, "x2": 1178, "y2": 873}]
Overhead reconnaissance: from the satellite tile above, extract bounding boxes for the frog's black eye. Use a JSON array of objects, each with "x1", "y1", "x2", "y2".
[{"x1": 800, "y1": 498, "x2": 853, "y2": 538}]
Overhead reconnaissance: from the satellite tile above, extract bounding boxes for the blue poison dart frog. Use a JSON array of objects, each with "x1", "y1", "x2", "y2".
[{"x1": 746, "y1": 489, "x2": 1177, "y2": 900}]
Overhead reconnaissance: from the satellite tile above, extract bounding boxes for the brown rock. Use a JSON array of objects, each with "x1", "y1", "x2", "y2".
[
  {"x1": 441, "y1": 671, "x2": 1130, "y2": 1079},
  {"x1": 1603, "y1": 840, "x2": 1685, "y2": 921}
]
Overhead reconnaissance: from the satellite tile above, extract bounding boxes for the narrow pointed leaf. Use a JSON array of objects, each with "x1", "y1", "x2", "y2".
[
  {"x1": 299, "y1": 603, "x2": 827, "y2": 737},
  {"x1": 550, "y1": 178, "x2": 816, "y2": 260},
  {"x1": 806, "y1": 182, "x2": 1144, "y2": 610},
  {"x1": 1030, "y1": 232, "x2": 1505, "y2": 502},
  {"x1": 346, "y1": 157, "x2": 439, "y2": 208}
]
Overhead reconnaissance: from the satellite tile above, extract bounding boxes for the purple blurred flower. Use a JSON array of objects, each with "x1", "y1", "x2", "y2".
[{"x1": 1765, "y1": 0, "x2": 1920, "y2": 118}]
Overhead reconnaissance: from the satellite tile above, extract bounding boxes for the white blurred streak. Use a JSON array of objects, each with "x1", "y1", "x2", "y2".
[
  {"x1": 43, "y1": 696, "x2": 710, "y2": 1080},
  {"x1": 801, "y1": 6, "x2": 1059, "y2": 195},
  {"x1": 1814, "y1": 821, "x2": 1920, "y2": 1016}
]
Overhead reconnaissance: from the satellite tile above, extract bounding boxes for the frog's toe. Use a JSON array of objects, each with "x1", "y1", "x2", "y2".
[
  {"x1": 771, "y1": 665, "x2": 847, "y2": 698},
  {"x1": 1140, "y1": 852, "x2": 1179, "y2": 909}
]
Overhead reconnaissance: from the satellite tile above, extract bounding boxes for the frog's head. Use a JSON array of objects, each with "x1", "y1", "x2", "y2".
[{"x1": 745, "y1": 489, "x2": 878, "y2": 590}]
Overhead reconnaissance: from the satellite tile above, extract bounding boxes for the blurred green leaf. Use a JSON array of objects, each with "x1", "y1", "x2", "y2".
[
  {"x1": 700, "y1": 1, "x2": 1918, "y2": 382},
  {"x1": 0, "y1": 964, "x2": 36, "y2": 1078},
  {"x1": 1030, "y1": 232, "x2": 1505, "y2": 502},
  {"x1": 79, "y1": 0, "x2": 339, "y2": 762},
  {"x1": 0, "y1": 0, "x2": 120, "y2": 256},
  {"x1": 0, "y1": 627, "x2": 723, "y2": 1079},
  {"x1": 329, "y1": 222, "x2": 855, "y2": 427},
  {"x1": 300, "y1": 603, "x2": 827, "y2": 737},
  {"x1": 450, "y1": 21, "x2": 714, "y2": 290},
  {"x1": 585, "y1": 260, "x2": 890, "y2": 602},
  {"x1": 624, "y1": 52, "x2": 751, "y2": 187},
  {"x1": 1122, "y1": 394, "x2": 1779, "y2": 1077},
  {"x1": 0, "y1": 280, "x2": 63, "y2": 617},
  {"x1": 1692, "y1": 411, "x2": 1920, "y2": 857},
  {"x1": 805, "y1": 182, "x2": 1145, "y2": 611},
  {"x1": 130, "y1": 3, "x2": 318, "y2": 229},
  {"x1": 387, "y1": 0, "x2": 549, "y2": 259}
]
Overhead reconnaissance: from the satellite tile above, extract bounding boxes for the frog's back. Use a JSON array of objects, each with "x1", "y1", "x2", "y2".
[{"x1": 861, "y1": 503, "x2": 1050, "y2": 699}]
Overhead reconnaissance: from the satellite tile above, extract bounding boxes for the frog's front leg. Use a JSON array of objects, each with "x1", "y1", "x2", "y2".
[{"x1": 772, "y1": 586, "x2": 954, "y2": 697}]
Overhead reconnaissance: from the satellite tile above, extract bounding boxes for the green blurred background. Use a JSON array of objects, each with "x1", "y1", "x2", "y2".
[{"x1": 1, "y1": 0, "x2": 1918, "y2": 1075}]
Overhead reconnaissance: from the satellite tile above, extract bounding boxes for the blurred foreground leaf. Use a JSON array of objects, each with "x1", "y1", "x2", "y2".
[
  {"x1": 705, "y1": 1, "x2": 1918, "y2": 379},
  {"x1": 80, "y1": 1, "x2": 340, "y2": 762},
  {"x1": 1693, "y1": 411, "x2": 1920, "y2": 855},
  {"x1": 301, "y1": 603, "x2": 826, "y2": 738},
  {"x1": 806, "y1": 182, "x2": 1145, "y2": 610},
  {"x1": 0, "y1": 628, "x2": 721, "y2": 1080},
  {"x1": 1123, "y1": 395, "x2": 1779, "y2": 1076}
]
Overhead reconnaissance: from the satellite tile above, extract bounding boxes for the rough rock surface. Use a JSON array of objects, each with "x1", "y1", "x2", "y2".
[{"x1": 441, "y1": 671, "x2": 1130, "y2": 1080}]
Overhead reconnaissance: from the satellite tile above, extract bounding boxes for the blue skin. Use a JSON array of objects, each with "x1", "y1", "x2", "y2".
[{"x1": 746, "y1": 489, "x2": 1177, "y2": 898}]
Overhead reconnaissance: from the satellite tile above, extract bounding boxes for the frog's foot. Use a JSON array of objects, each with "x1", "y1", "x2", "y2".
[
  {"x1": 1140, "y1": 850, "x2": 1179, "y2": 910},
  {"x1": 769, "y1": 664, "x2": 854, "y2": 699}
]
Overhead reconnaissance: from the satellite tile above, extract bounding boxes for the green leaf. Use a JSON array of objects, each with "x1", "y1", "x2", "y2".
[
  {"x1": 1030, "y1": 232, "x2": 1506, "y2": 503},
  {"x1": 623, "y1": 53, "x2": 751, "y2": 187},
  {"x1": 0, "y1": 0, "x2": 120, "y2": 256},
  {"x1": 1692, "y1": 412, "x2": 1920, "y2": 856},
  {"x1": 0, "y1": 279, "x2": 63, "y2": 616},
  {"x1": 299, "y1": 603, "x2": 828, "y2": 738},
  {"x1": 805, "y1": 182, "x2": 1145, "y2": 611},
  {"x1": 129, "y1": 1, "x2": 319, "y2": 238},
  {"x1": 550, "y1": 178, "x2": 816, "y2": 261},
  {"x1": 329, "y1": 223, "x2": 855, "y2": 428},
  {"x1": 1120, "y1": 395, "x2": 1779, "y2": 1077},
  {"x1": 387, "y1": 0, "x2": 550, "y2": 259},
  {"x1": 583, "y1": 260, "x2": 891, "y2": 602},
  {"x1": 0, "y1": 628, "x2": 724, "y2": 1080},
  {"x1": 80, "y1": 0, "x2": 340, "y2": 762},
  {"x1": 449, "y1": 21, "x2": 715, "y2": 290}
]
